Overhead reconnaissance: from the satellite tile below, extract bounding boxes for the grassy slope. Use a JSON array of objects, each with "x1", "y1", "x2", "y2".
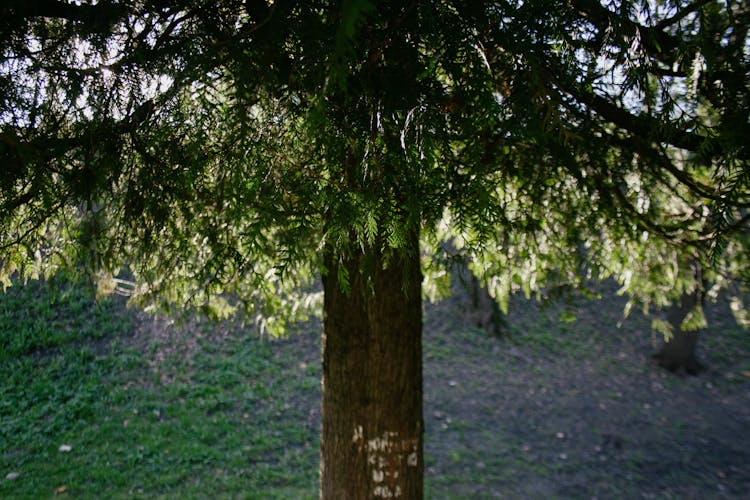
[
  {"x1": 2, "y1": 279, "x2": 750, "y2": 498},
  {"x1": 0, "y1": 280, "x2": 320, "y2": 499}
]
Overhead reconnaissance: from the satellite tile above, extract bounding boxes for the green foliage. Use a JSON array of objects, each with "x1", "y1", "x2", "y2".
[{"x1": 0, "y1": 0, "x2": 748, "y2": 330}]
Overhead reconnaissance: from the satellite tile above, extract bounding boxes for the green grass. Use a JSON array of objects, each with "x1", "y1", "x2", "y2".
[
  {"x1": 506, "y1": 307, "x2": 588, "y2": 355},
  {"x1": 0, "y1": 279, "x2": 125, "y2": 357},
  {"x1": 0, "y1": 278, "x2": 319, "y2": 498},
  {"x1": 3, "y1": 278, "x2": 749, "y2": 498}
]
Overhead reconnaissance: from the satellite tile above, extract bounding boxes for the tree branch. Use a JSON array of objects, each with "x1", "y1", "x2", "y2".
[
  {"x1": 570, "y1": 0, "x2": 686, "y2": 65},
  {"x1": 4, "y1": 0, "x2": 127, "y2": 27},
  {"x1": 1, "y1": 98, "x2": 156, "y2": 216},
  {"x1": 548, "y1": 65, "x2": 711, "y2": 156},
  {"x1": 654, "y1": 0, "x2": 712, "y2": 30}
]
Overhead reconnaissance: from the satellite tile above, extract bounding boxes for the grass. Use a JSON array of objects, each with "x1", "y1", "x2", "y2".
[
  {"x1": 3, "y1": 277, "x2": 750, "y2": 498},
  {"x1": 0, "y1": 278, "x2": 320, "y2": 499},
  {"x1": 503, "y1": 299, "x2": 599, "y2": 357}
]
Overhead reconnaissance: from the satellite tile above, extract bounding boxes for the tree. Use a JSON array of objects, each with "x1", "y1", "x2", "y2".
[
  {"x1": 655, "y1": 280, "x2": 706, "y2": 374},
  {"x1": 1, "y1": 1, "x2": 748, "y2": 497},
  {"x1": 581, "y1": 149, "x2": 750, "y2": 374}
]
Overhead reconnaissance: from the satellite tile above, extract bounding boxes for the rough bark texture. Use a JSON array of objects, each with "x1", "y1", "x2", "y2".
[
  {"x1": 653, "y1": 290, "x2": 705, "y2": 375},
  {"x1": 320, "y1": 232, "x2": 424, "y2": 499}
]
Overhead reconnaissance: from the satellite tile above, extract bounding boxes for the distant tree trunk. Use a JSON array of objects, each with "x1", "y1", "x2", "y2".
[
  {"x1": 443, "y1": 239, "x2": 505, "y2": 336},
  {"x1": 320, "y1": 231, "x2": 424, "y2": 499},
  {"x1": 653, "y1": 289, "x2": 705, "y2": 375},
  {"x1": 455, "y1": 260, "x2": 505, "y2": 336}
]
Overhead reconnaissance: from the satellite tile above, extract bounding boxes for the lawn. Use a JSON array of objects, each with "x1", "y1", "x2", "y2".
[
  {"x1": 2, "y1": 277, "x2": 750, "y2": 498},
  {"x1": 0, "y1": 279, "x2": 320, "y2": 498}
]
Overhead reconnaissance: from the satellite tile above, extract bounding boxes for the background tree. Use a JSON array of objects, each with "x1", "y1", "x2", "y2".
[
  {"x1": 446, "y1": 0, "x2": 750, "y2": 375},
  {"x1": 1, "y1": 1, "x2": 748, "y2": 497}
]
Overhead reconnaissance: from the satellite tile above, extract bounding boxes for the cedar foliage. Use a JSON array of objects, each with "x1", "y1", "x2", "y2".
[{"x1": 0, "y1": 0, "x2": 748, "y2": 326}]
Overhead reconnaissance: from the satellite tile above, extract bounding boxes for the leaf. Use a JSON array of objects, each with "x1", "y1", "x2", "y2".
[
  {"x1": 337, "y1": 263, "x2": 350, "y2": 295},
  {"x1": 681, "y1": 305, "x2": 707, "y2": 331},
  {"x1": 560, "y1": 309, "x2": 576, "y2": 323},
  {"x1": 729, "y1": 296, "x2": 750, "y2": 328},
  {"x1": 499, "y1": 291, "x2": 510, "y2": 316},
  {"x1": 652, "y1": 317, "x2": 673, "y2": 342},
  {"x1": 364, "y1": 211, "x2": 377, "y2": 243}
]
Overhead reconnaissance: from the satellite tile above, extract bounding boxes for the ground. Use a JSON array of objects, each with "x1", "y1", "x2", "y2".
[
  {"x1": 1, "y1": 278, "x2": 749, "y2": 498},
  {"x1": 423, "y1": 282, "x2": 750, "y2": 498}
]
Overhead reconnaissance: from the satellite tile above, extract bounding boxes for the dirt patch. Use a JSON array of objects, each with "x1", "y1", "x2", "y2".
[{"x1": 423, "y1": 280, "x2": 750, "y2": 498}]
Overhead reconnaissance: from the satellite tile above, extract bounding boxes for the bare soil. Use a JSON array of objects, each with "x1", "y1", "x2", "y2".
[{"x1": 422, "y1": 281, "x2": 750, "y2": 498}]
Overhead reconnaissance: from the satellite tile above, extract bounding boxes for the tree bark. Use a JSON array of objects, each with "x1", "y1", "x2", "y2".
[
  {"x1": 320, "y1": 230, "x2": 424, "y2": 499},
  {"x1": 653, "y1": 289, "x2": 705, "y2": 375}
]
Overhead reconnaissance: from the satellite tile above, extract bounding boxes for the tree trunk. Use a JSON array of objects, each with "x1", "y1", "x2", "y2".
[
  {"x1": 455, "y1": 259, "x2": 505, "y2": 336},
  {"x1": 320, "y1": 231, "x2": 424, "y2": 499},
  {"x1": 443, "y1": 239, "x2": 505, "y2": 336},
  {"x1": 653, "y1": 290, "x2": 705, "y2": 375}
]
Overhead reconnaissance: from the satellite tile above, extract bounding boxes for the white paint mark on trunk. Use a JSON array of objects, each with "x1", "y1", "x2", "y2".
[
  {"x1": 352, "y1": 427, "x2": 418, "y2": 497},
  {"x1": 353, "y1": 425, "x2": 364, "y2": 444},
  {"x1": 373, "y1": 485, "x2": 402, "y2": 498}
]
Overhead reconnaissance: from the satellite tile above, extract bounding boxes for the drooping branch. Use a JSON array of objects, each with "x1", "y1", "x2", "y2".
[
  {"x1": 654, "y1": 0, "x2": 713, "y2": 30},
  {"x1": 570, "y1": 0, "x2": 685, "y2": 65},
  {"x1": 1, "y1": 99, "x2": 156, "y2": 215},
  {"x1": 543, "y1": 62, "x2": 720, "y2": 159}
]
